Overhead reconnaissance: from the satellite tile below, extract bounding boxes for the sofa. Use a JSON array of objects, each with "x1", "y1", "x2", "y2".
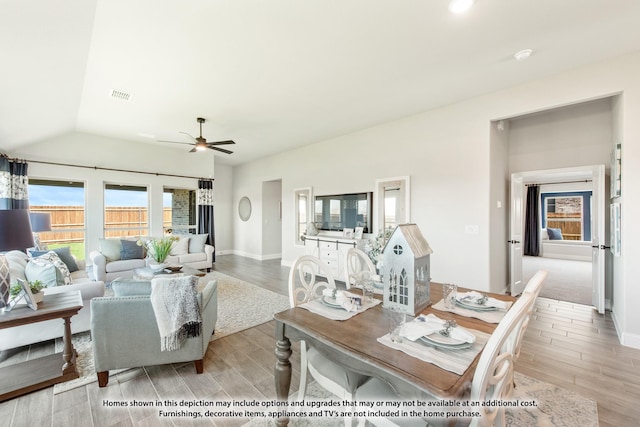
[
  {"x1": 89, "y1": 234, "x2": 214, "y2": 282},
  {"x1": 0, "y1": 250, "x2": 105, "y2": 351},
  {"x1": 90, "y1": 276, "x2": 218, "y2": 386}
]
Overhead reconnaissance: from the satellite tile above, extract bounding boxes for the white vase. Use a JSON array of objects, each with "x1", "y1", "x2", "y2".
[{"x1": 149, "y1": 262, "x2": 167, "y2": 272}]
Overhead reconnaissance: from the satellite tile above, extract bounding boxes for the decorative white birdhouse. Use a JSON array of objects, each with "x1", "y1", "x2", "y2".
[{"x1": 381, "y1": 224, "x2": 433, "y2": 316}]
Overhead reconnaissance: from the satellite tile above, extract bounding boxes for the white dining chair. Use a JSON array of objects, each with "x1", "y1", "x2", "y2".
[
  {"x1": 345, "y1": 247, "x2": 377, "y2": 288},
  {"x1": 504, "y1": 270, "x2": 547, "y2": 398},
  {"x1": 355, "y1": 292, "x2": 536, "y2": 427},
  {"x1": 288, "y1": 255, "x2": 370, "y2": 402}
]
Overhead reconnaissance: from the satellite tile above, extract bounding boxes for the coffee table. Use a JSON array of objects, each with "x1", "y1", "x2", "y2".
[
  {"x1": 133, "y1": 265, "x2": 206, "y2": 279},
  {"x1": 0, "y1": 290, "x2": 83, "y2": 401}
]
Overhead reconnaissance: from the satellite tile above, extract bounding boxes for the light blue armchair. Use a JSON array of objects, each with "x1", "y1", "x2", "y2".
[{"x1": 90, "y1": 277, "x2": 218, "y2": 387}]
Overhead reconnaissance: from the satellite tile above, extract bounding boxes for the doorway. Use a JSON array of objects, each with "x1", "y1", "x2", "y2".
[{"x1": 510, "y1": 166, "x2": 606, "y2": 313}]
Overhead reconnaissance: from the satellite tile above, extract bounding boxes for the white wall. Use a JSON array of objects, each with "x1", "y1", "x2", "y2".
[
  {"x1": 231, "y1": 51, "x2": 640, "y2": 347},
  {"x1": 508, "y1": 97, "x2": 613, "y2": 174}
]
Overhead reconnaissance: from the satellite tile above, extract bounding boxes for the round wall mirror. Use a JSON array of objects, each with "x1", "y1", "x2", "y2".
[{"x1": 238, "y1": 196, "x2": 252, "y2": 221}]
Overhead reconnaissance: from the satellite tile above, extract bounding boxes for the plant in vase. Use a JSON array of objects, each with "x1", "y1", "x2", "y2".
[
  {"x1": 365, "y1": 227, "x2": 395, "y2": 271},
  {"x1": 10, "y1": 280, "x2": 45, "y2": 303},
  {"x1": 137, "y1": 236, "x2": 178, "y2": 270}
]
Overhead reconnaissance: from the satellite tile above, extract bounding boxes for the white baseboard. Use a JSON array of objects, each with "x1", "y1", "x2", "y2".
[
  {"x1": 228, "y1": 250, "x2": 281, "y2": 261},
  {"x1": 611, "y1": 309, "x2": 640, "y2": 349}
]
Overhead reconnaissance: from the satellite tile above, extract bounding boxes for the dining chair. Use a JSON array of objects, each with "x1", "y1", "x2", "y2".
[
  {"x1": 288, "y1": 255, "x2": 370, "y2": 402},
  {"x1": 355, "y1": 292, "x2": 536, "y2": 427},
  {"x1": 504, "y1": 270, "x2": 548, "y2": 397},
  {"x1": 345, "y1": 247, "x2": 377, "y2": 288}
]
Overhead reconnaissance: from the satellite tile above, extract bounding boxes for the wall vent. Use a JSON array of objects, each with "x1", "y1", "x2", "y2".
[{"x1": 110, "y1": 89, "x2": 133, "y2": 101}]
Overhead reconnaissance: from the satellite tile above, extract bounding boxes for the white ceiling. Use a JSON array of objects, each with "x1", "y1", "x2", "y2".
[{"x1": 2, "y1": 0, "x2": 640, "y2": 166}]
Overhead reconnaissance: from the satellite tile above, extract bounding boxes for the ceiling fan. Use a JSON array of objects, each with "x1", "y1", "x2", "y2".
[{"x1": 159, "y1": 117, "x2": 235, "y2": 154}]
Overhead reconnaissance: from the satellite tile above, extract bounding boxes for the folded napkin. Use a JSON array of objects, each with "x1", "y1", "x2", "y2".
[
  {"x1": 321, "y1": 289, "x2": 361, "y2": 312},
  {"x1": 401, "y1": 314, "x2": 476, "y2": 343},
  {"x1": 456, "y1": 291, "x2": 508, "y2": 310}
]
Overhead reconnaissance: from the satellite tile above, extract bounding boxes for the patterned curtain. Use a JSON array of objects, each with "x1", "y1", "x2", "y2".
[
  {"x1": 0, "y1": 156, "x2": 29, "y2": 210},
  {"x1": 197, "y1": 179, "x2": 215, "y2": 262},
  {"x1": 524, "y1": 185, "x2": 540, "y2": 256}
]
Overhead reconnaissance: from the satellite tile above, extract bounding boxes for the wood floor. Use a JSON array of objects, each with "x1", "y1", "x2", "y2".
[{"x1": 1, "y1": 254, "x2": 639, "y2": 426}]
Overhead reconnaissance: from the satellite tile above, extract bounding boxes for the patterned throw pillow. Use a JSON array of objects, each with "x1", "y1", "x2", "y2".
[
  {"x1": 29, "y1": 252, "x2": 72, "y2": 286},
  {"x1": 28, "y1": 246, "x2": 79, "y2": 272}
]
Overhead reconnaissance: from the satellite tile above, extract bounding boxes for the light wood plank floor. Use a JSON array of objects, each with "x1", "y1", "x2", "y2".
[{"x1": 1, "y1": 254, "x2": 639, "y2": 426}]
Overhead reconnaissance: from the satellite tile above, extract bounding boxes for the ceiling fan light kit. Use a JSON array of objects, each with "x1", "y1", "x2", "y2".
[{"x1": 158, "y1": 117, "x2": 235, "y2": 154}]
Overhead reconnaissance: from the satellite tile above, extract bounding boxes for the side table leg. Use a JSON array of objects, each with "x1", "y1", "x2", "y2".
[
  {"x1": 274, "y1": 322, "x2": 292, "y2": 427},
  {"x1": 61, "y1": 315, "x2": 77, "y2": 375}
]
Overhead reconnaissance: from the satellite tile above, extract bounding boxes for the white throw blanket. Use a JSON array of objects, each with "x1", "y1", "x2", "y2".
[{"x1": 150, "y1": 275, "x2": 202, "y2": 351}]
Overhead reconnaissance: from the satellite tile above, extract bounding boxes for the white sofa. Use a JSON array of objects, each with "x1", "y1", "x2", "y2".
[
  {"x1": 0, "y1": 250, "x2": 105, "y2": 351},
  {"x1": 89, "y1": 236, "x2": 214, "y2": 283}
]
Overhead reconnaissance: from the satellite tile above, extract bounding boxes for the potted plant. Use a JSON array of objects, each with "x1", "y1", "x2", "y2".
[
  {"x1": 137, "y1": 236, "x2": 178, "y2": 270},
  {"x1": 10, "y1": 280, "x2": 45, "y2": 303}
]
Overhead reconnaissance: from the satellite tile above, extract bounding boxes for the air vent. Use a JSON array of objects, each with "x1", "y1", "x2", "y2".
[{"x1": 110, "y1": 89, "x2": 133, "y2": 101}]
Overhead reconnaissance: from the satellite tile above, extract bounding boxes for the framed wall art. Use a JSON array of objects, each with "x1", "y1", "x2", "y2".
[
  {"x1": 610, "y1": 202, "x2": 621, "y2": 257},
  {"x1": 611, "y1": 143, "x2": 621, "y2": 199}
]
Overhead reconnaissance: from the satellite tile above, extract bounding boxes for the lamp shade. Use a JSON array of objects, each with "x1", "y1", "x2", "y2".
[
  {"x1": 29, "y1": 212, "x2": 52, "y2": 232},
  {"x1": 0, "y1": 209, "x2": 35, "y2": 252}
]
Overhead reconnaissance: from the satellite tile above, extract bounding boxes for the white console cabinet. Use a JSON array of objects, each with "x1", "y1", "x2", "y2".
[{"x1": 303, "y1": 235, "x2": 362, "y2": 282}]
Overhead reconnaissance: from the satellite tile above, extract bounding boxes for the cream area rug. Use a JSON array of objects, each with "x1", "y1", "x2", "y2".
[
  {"x1": 244, "y1": 374, "x2": 598, "y2": 427},
  {"x1": 52, "y1": 271, "x2": 289, "y2": 394}
]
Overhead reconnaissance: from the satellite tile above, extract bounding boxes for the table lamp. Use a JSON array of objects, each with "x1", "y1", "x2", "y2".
[
  {"x1": 29, "y1": 212, "x2": 52, "y2": 250},
  {"x1": 0, "y1": 209, "x2": 35, "y2": 309}
]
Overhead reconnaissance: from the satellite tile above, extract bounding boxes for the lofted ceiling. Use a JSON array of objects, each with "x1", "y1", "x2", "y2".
[{"x1": 2, "y1": 0, "x2": 640, "y2": 166}]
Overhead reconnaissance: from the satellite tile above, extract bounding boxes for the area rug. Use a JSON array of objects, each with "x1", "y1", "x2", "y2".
[
  {"x1": 52, "y1": 272, "x2": 289, "y2": 394},
  {"x1": 206, "y1": 271, "x2": 290, "y2": 340},
  {"x1": 243, "y1": 373, "x2": 598, "y2": 427}
]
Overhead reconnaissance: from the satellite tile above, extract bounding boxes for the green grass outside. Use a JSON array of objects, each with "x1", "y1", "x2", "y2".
[{"x1": 48, "y1": 242, "x2": 85, "y2": 261}]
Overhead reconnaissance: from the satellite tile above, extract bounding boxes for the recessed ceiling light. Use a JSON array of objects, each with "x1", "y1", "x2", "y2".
[
  {"x1": 514, "y1": 49, "x2": 533, "y2": 61},
  {"x1": 449, "y1": 0, "x2": 475, "y2": 14}
]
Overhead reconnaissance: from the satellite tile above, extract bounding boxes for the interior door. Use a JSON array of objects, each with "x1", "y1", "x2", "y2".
[
  {"x1": 509, "y1": 174, "x2": 524, "y2": 295},
  {"x1": 591, "y1": 165, "x2": 605, "y2": 313}
]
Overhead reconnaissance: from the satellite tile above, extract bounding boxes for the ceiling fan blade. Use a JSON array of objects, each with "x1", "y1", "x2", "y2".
[
  {"x1": 207, "y1": 140, "x2": 236, "y2": 146},
  {"x1": 178, "y1": 131, "x2": 197, "y2": 143},
  {"x1": 189, "y1": 147, "x2": 197, "y2": 153},
  {"x1": 208, "y1": 146, "x2": 233, "y2": 154},
  {"x1": 158, "y1": 140, "x2": 194, "y2": 146}
]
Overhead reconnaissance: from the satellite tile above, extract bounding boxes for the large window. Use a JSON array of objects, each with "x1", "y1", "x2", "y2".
[
  {"x1": 28, "y1": 179, "x2": 86, "y2": 260},
  {"x1": 104, "y1": 184, "x2": 148, "y2": 238},
  {"x1": 163, "y1": 187, "x2": 196, "y2": 235},
  {"x1": 541, "y1": 191, "x2": 592, "y2": 241}
]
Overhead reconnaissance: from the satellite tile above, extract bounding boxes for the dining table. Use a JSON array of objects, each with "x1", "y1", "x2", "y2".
[{"x1": 273, "y1": 282, "x2": 515, "y2": 426}]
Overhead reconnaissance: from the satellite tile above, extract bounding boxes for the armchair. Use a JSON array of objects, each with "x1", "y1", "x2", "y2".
[{"x1": 90, "y1": 277, "x2": 218, "y2": 387}]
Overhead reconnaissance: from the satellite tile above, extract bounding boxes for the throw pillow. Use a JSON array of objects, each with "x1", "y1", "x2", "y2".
[
  {"x1": 120, "y1": 239, "x2": 144, "y2": 260},
  {"x1": 188, "y1": 234, "x2": 208, "y2": 253},
  {"x1": 547, "y1": 227, "x2": 564, "y2": 240},
  {"x1": 99, "y1": 238, "x2": 122, "y2": 262},
  {"x1": 170, "y1": 236, "x2": 190, "y2": 256},
  {"x1": 29, "y1": 252, "x2": 72, "y2": 286},
  {"x1": 25, "y1": 259, "x2": 64, "y2": 288},
  {"x1": 28, "y1": 247, "x2": 79, "y2": 273}
]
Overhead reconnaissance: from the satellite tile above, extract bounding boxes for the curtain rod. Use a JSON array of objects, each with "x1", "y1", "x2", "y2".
[
  {"x1": 5, "y1": 156, "x2": 213, "y2": 181},
  {"x1": 525, "y1": 179, "x2": 591, "y2": 186}
]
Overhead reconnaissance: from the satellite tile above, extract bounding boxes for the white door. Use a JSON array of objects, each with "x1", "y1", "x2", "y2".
[
  {"x1": 591, "y1": 165, "x2": 605, "y2": 313},
  {"x1": 509, "y1": 175, "x2": 525, "y2": 295}
]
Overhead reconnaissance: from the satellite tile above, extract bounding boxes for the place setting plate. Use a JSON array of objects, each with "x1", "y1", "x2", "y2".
[
  {"x1": 419, "y1": 333, "x2": 472, "y2": 350},
  {"x1": 455, "y1": 299, "x2": 498, "y2": 312},
  {"x1": 321, "y1": 296, "x2": 344, "y2": 309}
]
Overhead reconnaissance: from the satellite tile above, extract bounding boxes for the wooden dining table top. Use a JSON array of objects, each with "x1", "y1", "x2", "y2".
[{"x1": 273, "y1": 282, "x2": 515, "y2": 400}]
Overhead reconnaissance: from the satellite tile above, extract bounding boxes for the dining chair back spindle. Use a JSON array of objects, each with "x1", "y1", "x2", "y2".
[
  {"x1": 288, "y1": 255, "x2": 369, "y2": 402},
  {"x1": 345, "y1": 248, "x2": 377, "y2": 288}
]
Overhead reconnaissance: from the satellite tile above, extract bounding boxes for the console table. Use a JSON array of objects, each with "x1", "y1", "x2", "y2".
[{"x1": 0, "y1": 291, "x2": 83, "y2": 401}]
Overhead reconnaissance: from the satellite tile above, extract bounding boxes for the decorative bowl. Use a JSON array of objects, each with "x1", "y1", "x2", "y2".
[{"x1": 165, "y1": 265, "x2": 183, "y2": 272}]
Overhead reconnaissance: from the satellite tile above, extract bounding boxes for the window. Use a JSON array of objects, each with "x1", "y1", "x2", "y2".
[
  {"x1": 163, "y1": 187, "x2": 197, "y2": 235},
  {"x1": 28, "y1": 179, "x2": 86, "y2": 260},
  {"x1": 104, "y1": 184, "x2": 148, "y2": 238},
  {"x1": 541, "y1": 191, "x2": 592, "y2": 241},
  {"x1": 294, "y1": 188, "x2": 311, "y2": 245}
]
